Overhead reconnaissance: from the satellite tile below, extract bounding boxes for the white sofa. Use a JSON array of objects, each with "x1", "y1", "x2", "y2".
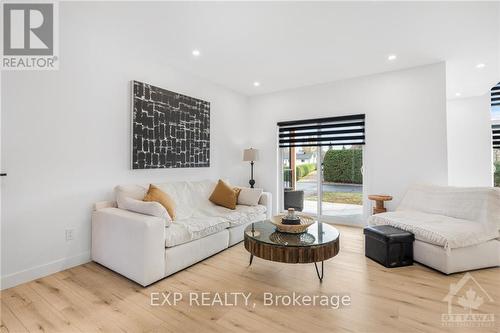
[
  {"x1": 368, "y1": 184, "x2": 500, "y2": 274},
  {"x1": 91, "y1": 180, "x2": 272, "y2": 286}
]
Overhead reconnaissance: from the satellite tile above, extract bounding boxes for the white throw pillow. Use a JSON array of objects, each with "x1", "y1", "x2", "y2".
[
  {"x1": 118, "y1": 196, "x2": 172, "y2": 226},
  {"x1": 115, "y1": 184, "x2": 147, "y2": 202},
  {"x1": 237, "y1": 187, "x2": 263, "y2": 206}
]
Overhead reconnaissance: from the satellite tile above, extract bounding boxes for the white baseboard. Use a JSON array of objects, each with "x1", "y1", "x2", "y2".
[{"x1": 1, "y1": 251, "x2": 91, "y2": 290}]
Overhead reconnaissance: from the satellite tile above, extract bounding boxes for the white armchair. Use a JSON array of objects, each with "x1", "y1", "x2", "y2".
[{"x1": 368, "y1": 184, "x2": 500, "y2": 274}]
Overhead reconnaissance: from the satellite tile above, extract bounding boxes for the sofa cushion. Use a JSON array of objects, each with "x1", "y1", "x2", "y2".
[
  {"x1": 199, "y1": 204, "x2": 266, "y2": 226},
  {"x1": 115, "y1": 184, "x2": 147, "y2": 206},
  {"x1": 209, "y1": 180, "x2": 239, "y2": 209},
  {"x1": 165, "y1": 216, "x2": 229, "y2": 247},
  {"x1": 117, "y1": 197, "x2": 172, "y2": 226},
  {"x1": 369, "y1": 210, "x2": 499, "y2": 250},
  {"x1": 154, "y1": 180, "x2": 216, "y2": 220},
  {"x1": 143, "y1": 184, "x2": 176, "y2": 220},
  {"x1": 237, "y1": 187, "x2": 263, "y2": 206},
  {"x1": 398, "y1": 185, "x2": 500, "y2": 229},
  {"x1": 232, "y1": 205, "x2": 267, "y2": 224}
]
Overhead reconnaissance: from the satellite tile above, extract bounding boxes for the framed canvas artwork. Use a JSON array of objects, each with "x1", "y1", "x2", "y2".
[{"x1": 131, "y1": 80, "x2": 210, "y2": 169}]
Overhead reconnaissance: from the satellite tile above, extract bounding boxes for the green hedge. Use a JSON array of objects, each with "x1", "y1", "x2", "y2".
[
  {"x1": 323, "y1": 149, "x2": 363, "y2": 184},
  {"x1": 296, "y1": 163, "x2": 316, "y2": 179},
  {"x1": 495, "y1": 162, "x2": 500, "y2": 187},
  {"x1": 283, "y1": 163, "x2": 316, "y2": 184}
]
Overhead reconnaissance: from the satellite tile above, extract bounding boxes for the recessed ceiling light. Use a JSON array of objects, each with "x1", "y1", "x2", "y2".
[
  {"x1": 387, "y1": 54, "x2": 397, "y2": 61},
  {"x1": 253, "y1": 81, "x2": 260, "y2": 87},
  {"x1": 455, "y1": 92, "x2": 461, "y2": 97},
  {"x1": 475, "y1": 63, "x2": 485, "y2": 69},
  {"x1": 192, "y1": 49, "x2": 200, "y2": 57}
]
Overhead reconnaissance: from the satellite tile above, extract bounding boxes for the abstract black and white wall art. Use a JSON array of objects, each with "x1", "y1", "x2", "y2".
[{"x1": 132, "y1": 81, "x2": 210, "y2": 169}]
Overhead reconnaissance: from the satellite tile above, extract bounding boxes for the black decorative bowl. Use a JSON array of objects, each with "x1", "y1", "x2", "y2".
[
  {"x1": 281, "y1": 217, "x2": 301, "y2": 225},
  {"x1": 271, "y1": 214, "x2": 315, "y2": 234}
]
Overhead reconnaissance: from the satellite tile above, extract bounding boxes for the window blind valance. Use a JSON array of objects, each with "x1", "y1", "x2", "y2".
[
  {"x1": 493, "y1": 124, "x2": 500, "y2": 149},
  {"x1": 277, "y1": 114, "x2": 365, "y2": 148}
]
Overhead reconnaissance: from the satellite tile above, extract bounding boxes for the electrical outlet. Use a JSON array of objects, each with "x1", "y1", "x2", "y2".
[{"x1": 65, "y1": 229, "x2": 74, "y2": 241}]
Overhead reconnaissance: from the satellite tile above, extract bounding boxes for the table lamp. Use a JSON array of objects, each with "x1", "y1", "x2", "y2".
[{"x1": 243, "y1": 148, "x2": 259, "y2": 188}]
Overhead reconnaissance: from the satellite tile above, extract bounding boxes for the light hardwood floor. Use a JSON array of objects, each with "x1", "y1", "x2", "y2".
[{"x1": 1, "y1": 225, "x2": 499, "y2": 333}]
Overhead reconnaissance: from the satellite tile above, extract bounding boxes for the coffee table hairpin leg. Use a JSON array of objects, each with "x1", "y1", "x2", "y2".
[
  {"x1": 314, "y1": 261, "x2": 324, "y2": 282},
  {"x1": 250, "y1": 254, "x2": 323, "y2": 281}
]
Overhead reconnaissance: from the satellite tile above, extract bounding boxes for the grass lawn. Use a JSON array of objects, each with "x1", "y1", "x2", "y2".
[{"x1": 306, "y1": 191, "x2": 363, "y2": 205}]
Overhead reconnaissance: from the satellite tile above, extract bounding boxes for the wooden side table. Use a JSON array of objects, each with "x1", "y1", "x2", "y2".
[{"x1": 368, "y1": 195, "x2": 393, "y2": 214}]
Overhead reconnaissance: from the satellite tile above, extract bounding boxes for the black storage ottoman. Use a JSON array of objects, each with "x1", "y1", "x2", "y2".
[{"x1": 364, "y1": 225, "x2": 415, "y2": 268}]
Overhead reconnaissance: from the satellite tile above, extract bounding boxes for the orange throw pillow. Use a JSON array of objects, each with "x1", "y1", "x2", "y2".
[
  {"x1": 143, "y1": 184, "x2": 176, "y2": 220},
  {"x1": 234, "y1": 187, "x2": 242, "y2": 199},
  {"x1": 209, "y1": 180, "x2": 239, "y2": 210}
]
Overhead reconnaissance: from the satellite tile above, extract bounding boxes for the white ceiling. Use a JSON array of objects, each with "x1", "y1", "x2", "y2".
[{"x1": 86, "y1": 1, "x2": 500, "y2": 98}]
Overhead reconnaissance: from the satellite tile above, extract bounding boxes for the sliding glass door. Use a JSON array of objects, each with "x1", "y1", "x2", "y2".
[
  {"x1": 494, "y1": 148, "x2": 499, "y2": 187},
  {"x1": 320, "y1": 145, "x2": 363, "y2": 223},
  {"x1": 281, "y1": 146, "x2": 319, "y2": 215},
  {"x1": 280, "y1": 144, "x2": 364, "y2": 224},
  {"x1": 490, "y1": 84, "x2": 499, "y2": 186},
  {"x1": 278, "y1": 114, "x2": 366, "y2": 225}
]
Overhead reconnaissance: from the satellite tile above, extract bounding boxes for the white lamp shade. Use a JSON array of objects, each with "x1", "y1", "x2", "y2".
[{"x1": 243, "y1": 148, "x2": 259, "y2": 162}]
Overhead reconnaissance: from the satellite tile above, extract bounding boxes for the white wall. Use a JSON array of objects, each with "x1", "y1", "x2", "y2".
[
  {"x1": 0, "y1": 4, "x2": 251, "y2": 289},
  {"x1": 248, "y1": 63, "x2": 448, "y2": 217},
  {"x1": 447, "y1": 95, "x2": 493, "y2": 186}
]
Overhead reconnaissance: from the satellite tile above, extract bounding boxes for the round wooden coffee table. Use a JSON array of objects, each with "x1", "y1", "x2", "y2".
[{"x1": 244, "y1": 221, "x2": 340, "y2": 282}]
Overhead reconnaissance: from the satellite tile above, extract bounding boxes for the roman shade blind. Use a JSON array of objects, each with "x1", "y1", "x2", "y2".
[
  {"x1": 493, "y1": 124, "x2": 500, "y2": 149},
  {"x1": 492, "y1": 82, "x2": 500, "y2": 107},
  {"x1": 492, "y1": 82, "x2": 500, "y2": 149},
  {"x1": 277, "y1": 114, "x2": 365, "y2": 148}
]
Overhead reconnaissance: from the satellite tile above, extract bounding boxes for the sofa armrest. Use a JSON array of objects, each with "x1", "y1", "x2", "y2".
[
  {"x1": 94, "y1": 200, "x2": 117, "y2": 210},
  {"x1": 259, "y1": 192, "x2": 272, "y2": 219},
  {"x1": 91, "y1": 207, "x2": 165, "y2": 286}
]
